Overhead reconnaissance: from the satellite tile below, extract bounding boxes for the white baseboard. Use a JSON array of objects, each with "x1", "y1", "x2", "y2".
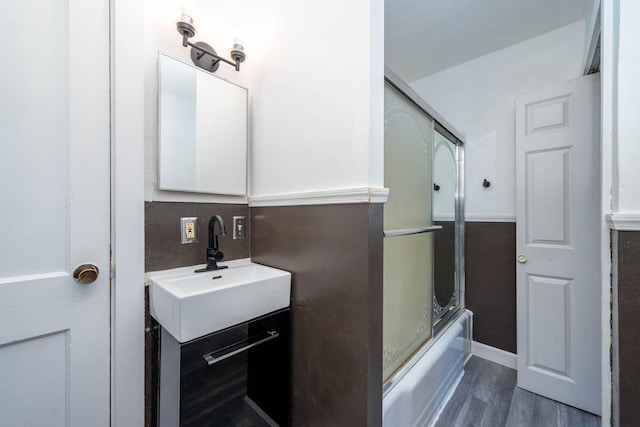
[{"x1": 471, "y1": 341, "x2": 517, "y2": 369}]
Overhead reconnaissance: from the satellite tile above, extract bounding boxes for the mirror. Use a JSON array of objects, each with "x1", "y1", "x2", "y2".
[{"x1": 158, "y1": 53, "x2": 248, "y2": 195}]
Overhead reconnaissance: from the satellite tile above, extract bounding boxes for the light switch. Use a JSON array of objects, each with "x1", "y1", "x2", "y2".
[{"x1": 233, "y1": 216, "x2": 246, "y2": 239}]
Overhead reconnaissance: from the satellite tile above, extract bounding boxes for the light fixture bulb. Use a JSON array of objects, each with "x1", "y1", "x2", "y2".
[
  {"x1": 232, "y1": 35, "x2": 245, "y2": 57},
  {"x1": 230, "y1": 38, "x2": 246, "y2": 64},
  {"x1": 176, "y1": 5, "x2": 196, "y2": 41},
  {"x1": 179, "y1": 6, "x2": 194, "y2": 25}
]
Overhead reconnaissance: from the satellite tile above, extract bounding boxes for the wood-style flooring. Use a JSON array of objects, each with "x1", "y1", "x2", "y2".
[{"x1": 434, "y1": 356, "x2": 600, "y2": 427}]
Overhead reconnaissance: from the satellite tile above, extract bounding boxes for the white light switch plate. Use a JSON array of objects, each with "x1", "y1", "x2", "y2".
[{"x1": 233, "y1": 216, "x2": 246, "y2": 239}]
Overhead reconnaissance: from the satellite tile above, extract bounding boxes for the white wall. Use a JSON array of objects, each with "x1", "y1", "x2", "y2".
[
  {"x1": 144, "y1": 0, "x2": 385, "y2": 203},
  {"x1": 410, "y1": 21, "x2": 586, "y2": 220},
  {"x1": 112, "y1": 0, "x2": 145, "y2": 424},
  {"x1": 614, "y1": 0, "x2": 640, "y2": 214},
  {"x1": 143, "y1": 0, "x2": 250, "y2": 203},
  {"x1": 247, "y1": 0, "x2": 385, "y2": 198}
]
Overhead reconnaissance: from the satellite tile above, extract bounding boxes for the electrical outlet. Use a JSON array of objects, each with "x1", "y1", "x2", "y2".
[
  {"x1": 233, "y1": 216, "x2": 246, "y2": 239},
  {"x1": 181, "y1": 217, "x2": 197, "y2": 244}
]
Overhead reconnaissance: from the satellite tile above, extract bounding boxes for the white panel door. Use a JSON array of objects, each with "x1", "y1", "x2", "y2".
[
  {"x1": 515, "y1": 74, "x2": 601, "y2": 414},
  {"x1": 0, "y1": 0, "x2": 111, "y2": 425}
]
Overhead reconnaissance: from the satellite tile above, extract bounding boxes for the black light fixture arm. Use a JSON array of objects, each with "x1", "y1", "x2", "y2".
[
  {"x1": 185, "y1": 40, "x2": 241, "y2": 71},
  {"x1": 181, "y1": 32, "x2": 190, "y2": 48}
]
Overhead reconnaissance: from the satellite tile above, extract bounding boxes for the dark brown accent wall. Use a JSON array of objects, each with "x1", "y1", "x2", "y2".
[
  {"x1": 465, "y1": 222, "x2": 517, "y2": 353},
  {"x1": 251, "y1": 203, "x2": 383, "y2": 427},
  {"x1": 617, "y1": 230, "x2": 640, "y2": 427},
  {"x1": 145, "y1": 201, "x2": 250, "y2": 272}
]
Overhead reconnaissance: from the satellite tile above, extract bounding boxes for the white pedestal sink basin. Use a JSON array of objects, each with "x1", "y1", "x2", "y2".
[{"x1": 148, "y1": 259, "x2": 291, "y2": 343}]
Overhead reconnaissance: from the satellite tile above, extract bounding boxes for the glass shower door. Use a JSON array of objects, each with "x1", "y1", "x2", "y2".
[
  {"x1": 432, "y1": 131, "x2": 460, "y2": 325},
  {"x1": 383, "y1": 84, "x2": 435, "y2": 381}
]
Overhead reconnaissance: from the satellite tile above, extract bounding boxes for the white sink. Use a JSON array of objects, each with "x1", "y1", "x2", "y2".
[{"x1": 148, "y1": 259, "x2": 291, "y2": 343}]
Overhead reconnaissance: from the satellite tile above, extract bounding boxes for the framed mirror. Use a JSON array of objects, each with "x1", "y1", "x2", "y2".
[{"x1": 158, "y1": 53, "x2": 248, "y2": 195}]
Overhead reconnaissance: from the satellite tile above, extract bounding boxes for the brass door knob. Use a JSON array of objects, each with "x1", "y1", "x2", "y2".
[
  {"x1": 73, "y1": 264, "x2": 99, "y2": 284},
  {"x1": 517, "y1": 255, "x2": 527, "y2": 264}
]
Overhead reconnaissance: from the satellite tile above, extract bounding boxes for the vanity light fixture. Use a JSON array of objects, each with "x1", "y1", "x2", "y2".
[{"x1": 176, "y1": 7, "x2": 246, "y2": 73}]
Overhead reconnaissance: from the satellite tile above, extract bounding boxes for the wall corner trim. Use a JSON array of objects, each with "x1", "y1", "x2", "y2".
[
  {"x1": 606, "y1": 213, "x2": 640, "y2": 231},
  {"x1": 471, "y1": 341, "x2": 517, "y2": 369},
  {"x1": 248, "y1": 187, "x2": 389, "y2": 207}
]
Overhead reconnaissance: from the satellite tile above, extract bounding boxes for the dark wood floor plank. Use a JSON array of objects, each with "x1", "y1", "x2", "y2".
[
  {"x1": 557, "y1": 403, "x2": 600, "y2": 427},
  {"x1": 434, "y1": 385, "x2": 473, "y2": 427},
  {"x1": 455, "y1": 395, "x2": 488, "y2": 427},
  {"x1": 435, "y1": 357, "x2": 485, "y2": 426},
  {"x1": 505, "y1": 386, "x2": 537, "y2": 427},
  {"x1": 531, "y1": 392, "x2": 560, "y2": 427},
  {"x1": 471, "y1": 357, "x2": 503, "y2": 401},
  {"x1": 481, "y1": 365, "x2": 517, "y2": 427},
  {"x1": 436, "y1": 356, "x2": 600, "y2": 427}
]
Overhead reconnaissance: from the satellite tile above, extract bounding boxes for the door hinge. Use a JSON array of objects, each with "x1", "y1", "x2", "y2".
[{"x1": 110, "y1": 263, "x2": 115, "y2": 279}]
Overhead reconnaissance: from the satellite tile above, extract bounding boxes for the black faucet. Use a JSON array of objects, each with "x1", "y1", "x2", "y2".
[{"x1": 195, "y1": 215, "x2": 228, "y2": 273}]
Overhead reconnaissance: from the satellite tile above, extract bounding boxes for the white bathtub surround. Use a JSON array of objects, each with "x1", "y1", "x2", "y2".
[
  {"x1": 383, "y1": 310, "x2": 473, "y2": 427},
  {"x1": 471, "y1": 341, "x2": 517, "y2": 369}
]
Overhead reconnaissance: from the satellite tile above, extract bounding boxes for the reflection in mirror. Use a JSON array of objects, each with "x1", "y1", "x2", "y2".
[
  {"x1": 158, "y1": 53, "x2": 248, "y2": 195},
  {"x1": 433, "y1": 131, "x2": 458, "y2": 320}
]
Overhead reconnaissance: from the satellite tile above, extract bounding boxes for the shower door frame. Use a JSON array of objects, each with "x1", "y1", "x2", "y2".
[
  {"x1": 433, "y1": 139, "x2": 465, "y2": 334},
  {"x1": 383, "y1": 68, "x2": 466, "y2": 395}
]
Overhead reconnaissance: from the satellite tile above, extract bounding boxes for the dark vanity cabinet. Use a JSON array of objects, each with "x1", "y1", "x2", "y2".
[{"x1": 159, "y1": 308, "x2": 290, "y2": 427}]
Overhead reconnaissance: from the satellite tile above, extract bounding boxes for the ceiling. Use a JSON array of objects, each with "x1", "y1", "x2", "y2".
[{"x1": 385, "y1": 0, "x2": 595, "y2": 82}]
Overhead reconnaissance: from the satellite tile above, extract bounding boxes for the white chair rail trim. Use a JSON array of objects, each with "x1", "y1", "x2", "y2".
[
  {"x1": 248, "y1": 186, "x2": 389, "y2": 207},
  {"x1": 606, "y1": 213, "x2": 640, "y2": 231}
]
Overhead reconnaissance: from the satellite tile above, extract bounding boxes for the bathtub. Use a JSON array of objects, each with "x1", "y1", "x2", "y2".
[{"x1": 382, "y1": 309, "x2": 473, "y2": 427}]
